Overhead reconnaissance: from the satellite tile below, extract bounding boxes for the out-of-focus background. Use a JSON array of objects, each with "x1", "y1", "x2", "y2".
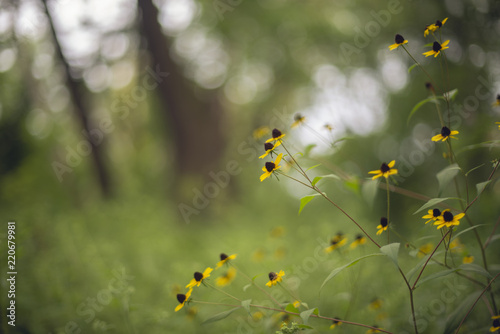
[{"x1": 1, "y1": 0, "x2": 499, "y2": 333}]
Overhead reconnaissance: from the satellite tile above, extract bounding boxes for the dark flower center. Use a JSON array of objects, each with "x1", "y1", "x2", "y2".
[
  {"x1": 441, "y1": 126, "x2": 451, "y2": 137},
  {"x1": 425, "y1": 82, "x2": 433, "y2": 90},
  {"x1": 268, "y1": 272, "x2": 278, "y2": 281},
  {"x1": 442, "y1": 211, "x2": 454, "y2": 222},
  {"x1": 194, "y1": 272, "x2": 203, "y2": 281},
  {"x1": 332, "y1": 318, "x2": 341, "y2": 324},
  {"x1": 380, "y1": 163, "x2": 391, "y2": 173},
  {"x1": 395, "y1": 34, "x2": 405, "y2": 44},
  {"x1": 220, "y1": 253, "x2": 228, "y2": 261},
  {"x1": 355, "y1": 234, "x2": 363, "y2": 240},
  {"x1": 435, "y1": 20, "x2": 443, "y2": 27},
  {"x1": 331, "y1": 239, "x2": 338, "y2": 246},
  {"x1": 432, "y1": 208, "x2": 441, "y2": 217},
  {"x1": 272, "y1": 128, "x2": 282, "y2": 138},
  {"x1": 432, "y1": 41, "x2": 442, "y2": 52},
  {"x1": 265, "y1": 162, "x2": 276, "y2": 172},
  {"x1": 380, "y1": 217, "x2": 388, "y2": 227},
  {"x1": 294, "y1": 114, "x2": 303, "y2": 121},
  {"x1": 493, "y1": 319, "x2": 500, "y2": 327},
  {"x1": 177, "y1": 294, "x2": 187, "y2": 303},
  {"x1": 264, "y1": 143, "x2": 274, "y2": 151},
  {"x1": 497, "y1": 94, "x2": 500, "y2": 100}
]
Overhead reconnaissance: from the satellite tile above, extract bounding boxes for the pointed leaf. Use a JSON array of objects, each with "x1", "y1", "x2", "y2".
[
  {"x1": 459, "y1": 264, "x2": 492, "y2": 279},
  {"x1": 285, "y1": 303, "x2": 299, "y2": 314},
  {"x1": 202, "y1": 307, "x2": 240, "y2": 324},
  {"x1": 407, "y1": 96, "x2": 442, "y2": 124},
  {"x1": 406, "y1": 251, "x2": 443, "y2": 282},
  {"x1": 451, "y1": 224, "x2": 486, "y2": 242},
  {"x1": 320, "y1": 253, "x2": 384, "y2": 291},
  {"x1": 443, "y1": 291, "x2": 482, "y2": 334},
  {"x1": 413, "y1": 197, "x2": 451, "y2": 215},
  {"x1": 303, "y1": 144, "x2": 316, "y2": 157},
  {"x1": 408, "y1": 63, "x2": 418, "y2": 73},
  {"x1": 437, "y1": 164, "x2": 460, "y2": 194},
  {"x1": 299, "y1": 194, "x2": 322, "y2": 214},
  {"x1": 242, "y1": 283, "x2": 252, "y2": 292},
  {"x1": 476, "y1": 180, "x2": 492, "y2": 195},
  {"x1": 241, "y1": 299, "x2": 252, "y2": 314},
  {"x1": 414, "y1": 268, "x2": 458, "y2": 289},
  {"x1": 300, "y1": 308, "x2": 317, "y2": 325},
  {"x1": 298, "y1": 324, "x2": 314, "y2": 329},
  {"x1": 312, "y1": 174, "x2": 340, "y2": 187},
  {"x1": 465, "y1": 164, "x2": 484, "y2": 176},
  {"x1": 443, "y1": 88, "x2": 458, "y2": 101},
  {"x1": 305, "y1": 164, "x2": 322, "y2": 172},
  {"x1": 362, "y1": 179, "x2": 379, "y2": 208},
  {"x1": 380, "y1": 243, "x2": 400, "y2": 267}
]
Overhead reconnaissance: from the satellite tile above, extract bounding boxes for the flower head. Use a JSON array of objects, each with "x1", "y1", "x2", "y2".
[
  {"x1": 368, "y1": 160, "x2": 398, "y2": 180},
  {"x1": 253, "y1": 126, "x2": 270, "y2": 139},
  {"x1": 266, "y1": 270, "x2": 285, "y2": 287},
  {"x1": 493, "y1": 94, "x2": 500, "y2": 107},
  {"x1": 325, "y1": 233, "x2": 347, "y2": 253},
  {"x1": 422, "y1": 208, "x2": 442, "y2": 224},
  {"x1": 377, "y1": 217, "x2": 388, "y2": 235},
  {"x1": 260, "y1": 153, "x2": 283, "y2": 182},
  {"x1": 259, "y1": 141, "x2": 282, "y2": 159},
  {"x1": 433, "y1": 209, "x2": 464, "y2": 229},
  {"x1": 491, "y1": 315, "x2": 500, "y2": 332},
  {"x1": 215, "y1": 267, "x2": 237, "y2": 287},
  {"x1": 496, "y1": 122, "x2": 500, "y2": 130},
  {"x1": 350, "y1": 234, "x2": 367, "y2": 249},
  {"x1": 388, "y1": 34, "x2": 408, "y2": 50},
  {"x1": 265, "y1": 128, "x2": 286, "y2": 143},
  {"x1": 186, "y1": 267, "x2": 213, "y2": 288},
  {"x1": 417, "y1": 243, "x2": 433, "y2": 258},
  {"x1": 369, "y1": 298, "x2": 383, "y2": 310},
  {"x1": 175, "y1": 289, "x2": 192, "y2": 312},
  {"x1": 291, "y1": 114, "x2": 306, "y2": 128},
  {"x1": 423, "y1": 40, "x2": 450, "y2": 57},
  {"x1": 330, "y1": 318, "x2": 343, "y2": 329},
  {"x1": 366, "y1": 327, "x2": 382, "y2": 333},
  {"x1": 216, "y1": 253, "x2": 237, "y2": 269},
  {"x1": 462, "y1": 255, "x2": 474, "y2": 264},
  {"x1": 424, "y1": 17, "x2": 448, "y2": 37},
  {"x1": 431, "y1": 126, "x2": 459, "y2": 142}
]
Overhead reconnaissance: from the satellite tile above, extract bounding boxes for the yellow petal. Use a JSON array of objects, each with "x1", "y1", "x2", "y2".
[
  {"x1": 431, "y1": 134, "x2": 443, "y2": 141},
  {"x1": 388, "y1": 160, "x2": 396, "y2": 168}
]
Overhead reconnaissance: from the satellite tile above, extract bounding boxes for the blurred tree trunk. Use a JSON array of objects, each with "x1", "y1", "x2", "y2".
[
  {"x1": 42, "y1": 0, "x2": 112, "y2": 198},
  {"x1": 137, "y1": 0, "x2": 227, "y2": 192}
]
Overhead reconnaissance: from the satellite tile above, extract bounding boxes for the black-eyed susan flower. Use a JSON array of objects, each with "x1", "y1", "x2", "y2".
[
  {"x1": 215, "y1": 267, "x2": 237, "y2": 287},
  {"x1": 431, "y1": 126, "x2": 459, "y2": 142},
  {"x1": 265, "y1": 128, "x2": 286, "y2": 143},
  {"x1": 270, "y1": 226, "x2": 285, "y2": 238},
  {"x1": 266, "y1": 270, "x2": 285, "y2": 287},
  {"x1": 369, "y1": 298, "x2": 383, "y2": 310},
  {"x1": 462, "y1": 255, "x2": 474, "y2": 264},
  {"x1": 376, "y1": 217, "x2": 388, "y2": 235},
  {"x1": 450, "y1": 238, "x2": 464, "y2": 253},
  {"x1": 330, "y1": 318, "x2": 343, "y2": 329},
  {"x1": 350, "y1": 234, "x2": 366, "y2": 249},
  {"x1": 175, "y1": 289, "x2": 192, "y2": 312},
  {"x1": 325, "y1": 233, "x2": 347, "y2": 253},
  {"x1": 259, "y1": 141, "x2": 282, "y2": 159},
  {"x1": 186, "y1": 267, "x2": 213, "y2": 288},
  {"x1": 260, "y1": 153, "x2": 283, "y2": 182},
  {"x1": 388, "y1": 34, "x2": 408, "y2": 50},
  {"x1": 369, "y1": 160, "x2": 398, "y2": 180},
  {"x1": 291, "y1": 114, "x2": 306, "y2": 128},
  {"x1": 424, "y1": 17, "x2": 448, "y2": 37},
  {"x1": 417, "y1": 243, "x2": 433, "y2": 258},
  {"x1": 496, "y1": 122, "x2": 500, "y2": 129},
  {"x1": 422, "y1": 208, "x2": 442, "y2": 224},
  {"x1": 490, "y1": 315, "x2": 500, "y2": 332},
  {"x1": 434, "y1": 209, "x2": 465, "y2": 229},
  {"x1": 216, "y1": 253, "x2": 237, "y2": 269},
  {"x1": 253, "y1": 126, "x2": 270, "y2": 139},
  {"x1": 366, "y1": 326, "x2": 382, "y2": 333},
  {"x1": 423, "y1": 40, "x2": 450, "y2": 57},
  {"x1": 493, "y1": 94, "x2": 500, "y2": 107}
]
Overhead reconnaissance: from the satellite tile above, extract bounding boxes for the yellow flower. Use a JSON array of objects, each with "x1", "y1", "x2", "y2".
[
  {"x1": 253, "y1": 126, "x2": 270, "y2": 139},
  {"x1": 462, "y1": 255, "x2": 474, "y2": 264},
  {"x1": 175, "y1": 289, "x2": 192, "y2": 312},
  {"x1": 259, "y1": 141, "x2": 282, "y2": 159},
  {"x1": 186, "y1": 267, "x2": 213, "y2": 288},
  {"x1": 260, "y1": 153, "x2": 283, "y2": 182},
  {"x1": 325, "y1": 233, "x2": 347, "y2": 253},
  {"x1": 431, "y1": 126, "x2": 459, "y2": 142},
  {"x1": 369, "y1": 298, "x2": 383, "y2": 310},
  {"x1": 424, "y1": 17, "x2": 448, "y2": 37},
  {"x1": 291, "y1": 114, "x2": 306, "y2": 128},
  {"x1": 293, "y1": 300, "x2": 301, "y2": 308},
  {"x1": 376, "y1": 217, "x2": 388, "y2": 235},
  {"x1": 417, "y1": 243, "x2": 433, "y2": 258},
  {"x1": 422, "y1": 208, "x2": 442, "y2": 224},
  {"x1": 491, "y1": 315, "x2": 500, "y2": 332},
  {"x1": 216, "y1": 253, "x2": 237, "y2": 269},
  {"x1": 330, "y1": 318, "x2": 343, "y2": 329},
  {"x1": 433, "y1": 210, "x2": 465, "y2": 229},
  {"x1": 388, "y1": 34, "x2": 408, "y2": 50},
  {"x1": 266, "y1": 270, "x2": 285, "y2": 287},
  {"x1": 366, "y1": 327, "x2": 382, "y2": 333},
  {"x1": 216, "y1": 267, "x2": 237, "y2": 287},
  {"x1": 368, "y1": 160, "x2": 398, "y2": 180},
  {"x1": 265, "y1": 128, "x2": 286, "y2": 143},
  {"x1": 449, "y1": 238, "x2": 464, "y2": 253},
  {"x1": 496, "y1": 121, "x2": 500, "y2": 129},
  {"x1": 350, "y1": 234, "x2": 367, "y2": 249},
  {"x1": 423, "y1": 40, "x2": 450, "y2": 57},
  {"x1": 493, "y1": 94, "x2": 500, "y2": 107},
  {"x1": 270, "y1": 226, "x2": 285, "y2": 238}
]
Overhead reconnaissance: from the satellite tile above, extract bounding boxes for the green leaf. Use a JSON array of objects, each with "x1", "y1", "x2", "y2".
[
  {"x1": 202, "y1": 308, "x2": 240, "y2": 325},
  {"x1": 459, "y1": 264, "x2": 492, "y2": 279},
  {"x1": 297, "y1": 324, "x2": 314, "y2": 329},
  {"x1": 362, "y1": 179, "x2": 379, "y2": 208},
  {"x1": 414, "y1": 268, "x2": 459, "y2": 289},
  {"x1": 300, "y1": 308, "x2": 317, "y2": 324},
  {"x1": 298, "y1": 194, "x2": 322, "y2": 214},
  {"x1": 303, "y1": 144, "x2": 316, "y2": 157},
  {"x1": 436, "y1": 164, "x2": 460, "y2": 195},
  {"x1": 305, "y1": 164, "x2": 321, "y2": 172},
  {"x1": 443, "y1": 291, "x2": 482, "y2": 334},
  {"x1": 311, "y1": 174, "x2": 340, "y2": 187},
  {"x1": 485, "y1": 234, "x2": 500, "y2": 249},
  {"x1": 408, "y1": 63, "x2": 418, "y2": 73},
  {"x1": 252, "y1": 274, "x2": 261, "y2": 281},
  {"x1": 413, "y1": 197, "x2": 451, "y2": 215},
  {"x1": 241, "y1": 299, "x2": 252, "y2": 314},
  {"x1": 407, "y1": 96, "x2": 441, "y2": 124},
  {"x1": 443, "y1": 88, "x2": 458, "y2": 101},
  {"x1": 406, "y1": 252, "x2": 442, "y2": 282},
  {"x1": 242, "y1": 283, "x2": 252, "y2": 292},
  {"x1": 344, "y1": 177, "x2": 360, "y2": 194},
  {"x1": 465, "y1": 164, "x2": 484, "y2": 176},
  {"x1": 451, "y1": 224, "x2": 486, "y2": 242},
  {"x1": 380, "y1": 243, "x2": 400, "y2": 267},
  {"x1": 320, "y1": 253, "x2": 385, "y2": 291},
  {"x1": 285, "y1": 303, "x2": 299, "y2": 314},
  {"x1": 476, "y1": 180, "x2": 492, "y2": 195}
]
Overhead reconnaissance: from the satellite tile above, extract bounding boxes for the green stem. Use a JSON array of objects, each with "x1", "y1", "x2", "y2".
[{"x1": 386, "y1": 178, "x2": 391, "y2": 244}]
